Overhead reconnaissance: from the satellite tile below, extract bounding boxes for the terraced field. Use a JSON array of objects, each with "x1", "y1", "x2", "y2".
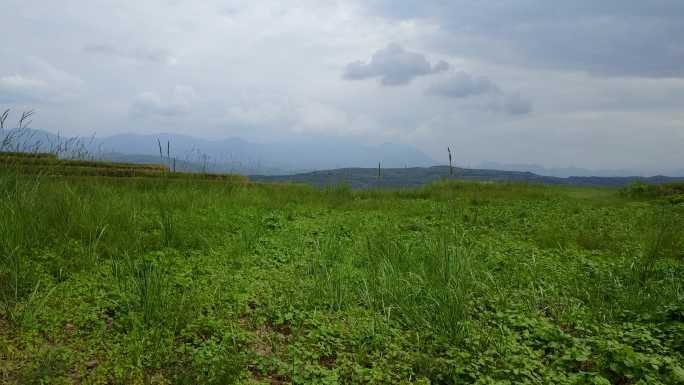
[{"x1": 0, "y1": 151, "x2": 247, "y2": 182}]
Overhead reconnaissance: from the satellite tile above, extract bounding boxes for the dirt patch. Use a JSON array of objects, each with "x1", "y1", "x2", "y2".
[
  {"x1": 269, "y1": 321, "x2": 291, "y2": 336},
  {"x1": 319, "y1": 353, "x2": 336, "y2": 369},
  {"x1": 63, "y1": 322, "x2": 77, "y2": 335},
  {"x1": 252, "y1": 325, "x2": 273, "y2": 357},
  {"x1": 239, "y1": 315, "x2": 252, "y2": 329},
  {"x1": 248, "y1": 369, "x2": 288, "y2": 385}
]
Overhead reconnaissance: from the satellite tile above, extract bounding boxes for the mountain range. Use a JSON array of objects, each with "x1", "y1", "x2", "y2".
[
  {"x1": 0, "y1": 128, "x2": 436, "y2": 174},
  {"x1": 1, "y1": 128, "x2": 681, "y2": 178},
  {"x1": 95, "y1": 133, "x2": 436, "y2": 173},
  {"x1": 475, "y1": 161, "x2": 684, "y2": 178}
]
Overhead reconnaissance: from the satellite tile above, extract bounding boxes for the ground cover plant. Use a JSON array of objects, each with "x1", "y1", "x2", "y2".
[{"x1": 0, "y1": 169, "x2": 682, "y2": 384}]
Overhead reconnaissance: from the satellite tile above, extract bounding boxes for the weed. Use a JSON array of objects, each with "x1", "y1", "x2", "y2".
[{"x1": 0, "y1": 170, "x2": 681, "y2": 384}]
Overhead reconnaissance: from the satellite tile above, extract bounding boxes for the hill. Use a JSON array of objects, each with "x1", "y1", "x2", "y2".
[{"x1": 250, "y1": 166, "x2": 684, "y2": 188}]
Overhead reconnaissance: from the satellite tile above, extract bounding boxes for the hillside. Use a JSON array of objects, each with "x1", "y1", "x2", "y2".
[{"x1": 250, "y1": 165, "x2": 684, "y2": 188}]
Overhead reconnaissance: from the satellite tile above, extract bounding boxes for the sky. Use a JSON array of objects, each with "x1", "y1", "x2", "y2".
[{"x1": 1, "y1": 0, "x2": 683, "y2": 174}]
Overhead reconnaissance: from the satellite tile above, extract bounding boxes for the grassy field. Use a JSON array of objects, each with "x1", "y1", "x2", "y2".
[{"x1": 0, "y1": 169, "x2": 683, "y2": 384}]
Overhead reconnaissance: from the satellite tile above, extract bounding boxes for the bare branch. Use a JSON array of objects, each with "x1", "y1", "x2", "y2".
[
  {"x1": 18, "y1": 110, "x2": 36, "y2": 129},
  {"x1": 448, "y1": 147, "x2": 453, "y2": 176},
  {"x1": 0, "y1": 109, "x2": 9, "y2": 129}
]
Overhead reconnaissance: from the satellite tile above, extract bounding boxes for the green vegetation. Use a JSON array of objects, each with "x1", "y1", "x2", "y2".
[
  {"x1": 621, "y1": 181, "x2": 684, "y2": 204},
  {"x1": 0, "y1": 152, "x2": 58, "y2": 160},
  {"x1": 1, "y1": 169, "x2": 682, "y2": 384},
  {"x1": 0, "y1": 153, "x2": 166, "y2": 170},
  {"x1": 0, "y1": 151, "x2": 248, "y2": 182},
  {"x1": 251, "y1": 166, "x2": 684, "y2": 189}
]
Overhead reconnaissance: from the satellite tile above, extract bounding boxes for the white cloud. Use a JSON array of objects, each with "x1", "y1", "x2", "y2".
[
  {"x1": 84, "y1": 43, "x2": 177, "y2": 65},
  {"x1": 129, "y1": 85, "x2": 197, "y2": 118},
  {"x1": 294, "y1": 102, "x2": 350, "y2": 134},
  {"x1": 0, "y1": 75, "x2": 48, "y2": 102},
  {"x1": 0, "y1": 59, "x2": 82, "y2": 103},
  {"x1": 224, "y1": 100, "x2": 298, "y2": 128},
  {"x1": 224, "y1": 99, "x2": 353, "y2": 136}
]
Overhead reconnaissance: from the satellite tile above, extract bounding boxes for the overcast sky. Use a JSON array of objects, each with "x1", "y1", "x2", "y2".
[{"x1": 2, "y1": 0, "x2": 683, "y2": 173}]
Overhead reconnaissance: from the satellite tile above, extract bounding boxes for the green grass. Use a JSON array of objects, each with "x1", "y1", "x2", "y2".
[
  {"x1": 0, "y1": 151, "x2": 249, "y2": 182},
  {"x1": 0, "y1": 151, "x2": 58, "y2": 159},
  {"x1": 0, "y1": 170, "x2": 682, "y2": 384},
  {"x1": 0, "y1": 155, "x2": 168, "y2": 170}
]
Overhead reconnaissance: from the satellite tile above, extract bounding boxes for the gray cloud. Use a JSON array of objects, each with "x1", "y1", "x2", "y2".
[
  {"x1": 1, "y1": 0, "x2": 681, "y2": 174},
  {"x1": 343, "y1": 43, "x2": 449, "y2": 86},
  {"x1": 427, "y1": 72, "x2": 500, "y2": 98},
  {"x1": 84, "y1": 43, "x2": 176, "y2": 65},
  {"x1": 367, "y1": 1, "x2": 684, "y2": 78},
  {"x1": 427, "y1": 72, "x2": 532, "y2": 115},
  {"x1": 497, "y1": 94, "x2": 533, "y2": 115}
]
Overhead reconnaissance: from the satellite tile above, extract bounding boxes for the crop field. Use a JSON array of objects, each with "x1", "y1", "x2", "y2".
[
  {"x1": 0, "y1": 168, "x2": 683, "y2": 384},
  {"x1": 0, "y1": 152, "x2": 247, "y2": 182}
]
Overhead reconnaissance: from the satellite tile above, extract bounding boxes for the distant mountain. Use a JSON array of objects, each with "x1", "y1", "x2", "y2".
[
  {"x1": 474, "y1": 162, "x2": 684, "y2": 178},
  {"x1": 2, "y1": 128, "x2": 680, "y2": 179},
  {"x1": 251, "y1": 166, "x2": 684, "y2": 189},
  {"x1": 94, "y1": 133, "x2": 436, "y2": 172},
  {"x1": 1, "y1": 128, "x2": 436, "y2": 175},
  {"x1": 475, "y1": 161, "x2": 648, "y2": 178},
  {"x1": 98, "y1": 152, "x2": 288, "y2": 175}
]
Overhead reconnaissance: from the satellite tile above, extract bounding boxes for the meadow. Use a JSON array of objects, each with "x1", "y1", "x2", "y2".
[{"x1": 0, "y1": 167, "x2": 683, "y2": 384}]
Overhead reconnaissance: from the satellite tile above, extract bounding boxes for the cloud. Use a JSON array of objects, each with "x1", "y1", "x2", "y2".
[
  {"x1": 427, "y1": 71, "x2": 532, "y2": 115},
  {"x1": 493, "y1": 93, "x2": 533, "y2": 115},
  {"x1": 0, "y1": 0, "x2": 681, "y2": 173},
  {"x1": 294, "y1": 101, "x2": 350, "y2": 133},
  {"x1": 427, "y1": 71, "x2": 499, "y2": 98},
  {"x1": 0, "y1": 60, "x2": 83, "y2": 103},
  {"x1": 224, "y1": 101, "x2": 298, "y2": 128},
  {"x1": 366, "y1": 1, "x2": 684, "y2": 78},
  {"x1": 343, "y1": 43, "x2": 449, "y2": 86},
  {"x1": 0, "y1": 75, "x2": 48, "y2": 102},
  {"x1": 129, "y1": 85, "x2": 197, "y2": 118},
  {"x1": 224, "y1": 99, "x2": 356, "y2": 135},
  {"x1": 84, "y1": 43, "x2": 177, "y2": 65}
]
